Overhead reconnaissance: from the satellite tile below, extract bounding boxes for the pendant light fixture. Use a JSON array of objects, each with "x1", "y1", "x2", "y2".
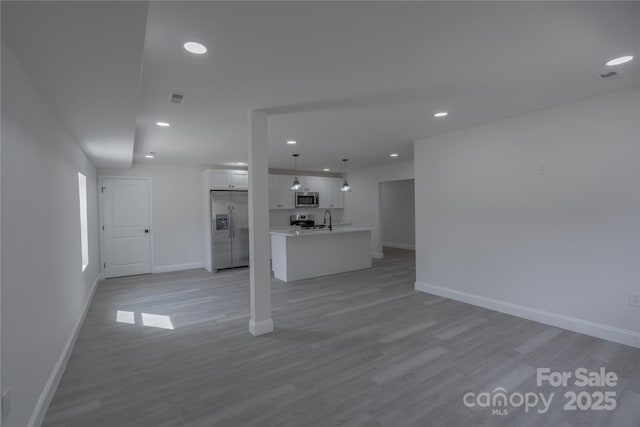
[
  {"x1": 291, "y1": 154, "x2": 302, "y2": 191},
  {"x1": 340, "y1": 159, "x2": 351, "y2": 192}
]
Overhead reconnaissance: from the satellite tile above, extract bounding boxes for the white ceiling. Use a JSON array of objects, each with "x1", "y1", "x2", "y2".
[{"x1": 3, "y1": 2, "x2": 639, "y2": 172}]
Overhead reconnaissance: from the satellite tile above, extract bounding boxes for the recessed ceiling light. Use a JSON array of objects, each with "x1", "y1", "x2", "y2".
[
  {"x1": 606, "y1": 55, "x2": 633, "y2": 66},
  {"x1": 145, "y1": 154, "x2": 155, "y2": 159},
  {"x1": 156, "y1": 121, "x2": 170, "y2": 127},
  {"x1": 390, "y1": 153, "x2": 399, "y2": 157},
  {"x1": 184, "y1": 41, "x2": 207, "y2": 55},
  {"x1": 323, "y1": 168, "x2": 330, "y2": 171},
  {"x1": 286, "y1": 140, "x2": 297, "y2": 145},
  {"x1": 434, "y1": 112, "x2": 448, "y2": 117}
]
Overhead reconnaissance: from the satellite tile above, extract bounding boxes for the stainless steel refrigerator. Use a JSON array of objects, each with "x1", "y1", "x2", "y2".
[{"x1": 211, "y1": 190, "x2": 250, "y2": 271}]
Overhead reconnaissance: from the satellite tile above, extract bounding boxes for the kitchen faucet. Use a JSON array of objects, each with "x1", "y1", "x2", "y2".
[{"x1": 323, "y1": 210, "x2": 332, "y2": 231}]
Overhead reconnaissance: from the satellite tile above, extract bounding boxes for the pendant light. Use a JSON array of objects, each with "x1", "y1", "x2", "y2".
[
  {"x1": 291, "y1": 154, "x2": 302, "y2": 191},
  {"x1": 340, "y1": 159, "x2": 351, "y2": 192}
]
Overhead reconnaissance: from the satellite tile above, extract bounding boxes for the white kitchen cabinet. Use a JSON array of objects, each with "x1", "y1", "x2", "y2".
[
  {"x1": 209, "y1": 169, "x2": 248, "y2": 190},
  {"x1": 318, "y1": 177, "x2": 344, "y2": 209},
  {"x1": 210, "y1": 170, "x2": 229, "y2": 189},
  {"x1": 298, "y1": 176, "x2": 319, "y2": 193},
  {"x1": 268, "y1": 174, "x2": 343, "y2": 210},
  {"x1": 329, "y1": 178, "x2": 345, "y2": 208},
  {"x1": 269, "y1": 174, "x2": 295, "y2": 209},
  {"x1": 229, "y1": 170, "x2": 248, "y2": 189}
]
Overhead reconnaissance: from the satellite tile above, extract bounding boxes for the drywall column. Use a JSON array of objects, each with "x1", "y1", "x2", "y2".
[{"x1": 247, "y1": 110, "x2": 274, "y2": 336}]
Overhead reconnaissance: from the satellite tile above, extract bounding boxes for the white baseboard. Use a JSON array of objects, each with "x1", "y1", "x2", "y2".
[
  {"x1": 249, "y1": 318, "x2": 274, "y2": 336},
  {"x1": 415, "y1": 281, "x2": 640, "y2": 349},
  {"x1": 383, "y1": 242, "x2": 415, "y2": 250},
  {"x1": 29, "y1": 274, "x2": 101, "y2": 427},
  {"x1": 151, "y1": 262, "x2": 204, "y2": 274},
  {"x1": 371, "y1": 252, "x2": 384, "y2": 259}
]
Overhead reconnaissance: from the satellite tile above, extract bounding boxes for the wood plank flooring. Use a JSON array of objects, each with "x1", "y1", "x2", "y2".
[{"x1": 43, "y1": 248, "x2": 640, "y2": 426}]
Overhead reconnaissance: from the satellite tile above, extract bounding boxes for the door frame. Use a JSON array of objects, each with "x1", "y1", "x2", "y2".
[
  {"x1": 377, "y1": 178, "x2": 416, "y2": 257},
  {"x1": 98, "y1": 175, "x2": 153, "y2": 279}
]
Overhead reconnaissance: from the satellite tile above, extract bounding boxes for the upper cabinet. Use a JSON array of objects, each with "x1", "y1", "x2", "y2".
[
  {"x1": 205, "y1": 170, "x2": 344, "y2": 209},
  {"x1": 209, "y1": 169, "x2": 248, "y2": 190},
  {"x1": 269, "y1": 175, "x2": 295, "y2": 209},
  {"x1": 229, "y1": 170, "x2": 248, "y2": 189},
  {"x1": 267, "y1": 174, "x2": 344, "y2": 210},
  {"x1": 298, "y1": 176, "x2": 319, "y2": 193},
  {"x1": 318, "y1": 177, "x2": 344, "y2": 209}
]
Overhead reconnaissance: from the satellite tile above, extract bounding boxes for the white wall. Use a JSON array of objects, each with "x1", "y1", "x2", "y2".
[
  {"x1": 343, "y1": 160, "x2": 414, "y2": 257},
  {"x1": 414, "y1": 88, "x2": 640, "y2": 347},
  {"x1": 98, "y1": 163, "x2": 206, "y2": 273},
  {"x1": 380, "y1": 179, "x2": 415, "y2": 250},
  {"x1": 1, "y1": 43, "x2": 100, "y2": 427}
]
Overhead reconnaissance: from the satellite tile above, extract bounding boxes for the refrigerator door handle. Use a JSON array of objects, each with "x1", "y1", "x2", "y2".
[
  {"x1": 228, "y1": 206, "x2": 233, "y2": 239},
  {"x1": 232, "y1": 206, "x2": 236, "y2": 238}
]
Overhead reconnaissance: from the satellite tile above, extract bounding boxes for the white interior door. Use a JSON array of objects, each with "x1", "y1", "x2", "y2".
[{"x1": 101, "y1": 177, "x2": 151, "y2": 278}]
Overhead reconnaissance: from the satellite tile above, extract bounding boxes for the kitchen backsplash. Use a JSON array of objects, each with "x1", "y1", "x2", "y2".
[{"x1": 270, "y1": 208, "x2": 346, "y2": 228}]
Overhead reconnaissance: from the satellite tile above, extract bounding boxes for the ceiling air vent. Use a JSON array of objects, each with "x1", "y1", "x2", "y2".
[
  {"x1": 599, "y1": 71, "x2": 618, "y2": 79},
  {"x1": 169, "y1": 92, "x2": 185, "y2": 104}
]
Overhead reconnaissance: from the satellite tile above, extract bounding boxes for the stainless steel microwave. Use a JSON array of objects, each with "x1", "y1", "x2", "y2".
[{"x1": 295, "y1": 192, "x2": 319, "y2": 208}]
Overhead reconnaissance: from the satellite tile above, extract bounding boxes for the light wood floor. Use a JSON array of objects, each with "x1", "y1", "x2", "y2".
[{"x1": 44, "y1": 248, "x2": 640, "y2": 427}]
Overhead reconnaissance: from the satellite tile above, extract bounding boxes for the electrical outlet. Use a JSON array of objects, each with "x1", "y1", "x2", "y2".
[
  {"x1": 2, "y1": 389, "x2": 10, "y2": 422},
  {"x1": 630, "y1": 292, "x2": 640, "y2": 307}
]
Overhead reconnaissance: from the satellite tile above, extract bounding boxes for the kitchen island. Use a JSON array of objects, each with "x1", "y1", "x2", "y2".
[{"x1": 270, "y1": 227, "x2": 373, "y2": 282}]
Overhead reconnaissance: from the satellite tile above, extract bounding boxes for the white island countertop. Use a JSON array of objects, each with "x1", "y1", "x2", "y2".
[
  {"x1": 269, "y1": 227, "x2": 374, "y2": 237},
  {"x1": 270, "y1": 227, "x2": 374, "y2": 282}
]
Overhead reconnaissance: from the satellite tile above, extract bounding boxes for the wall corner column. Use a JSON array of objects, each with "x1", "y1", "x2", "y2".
[{"x1": 247, "y1": 110, "x2": 273, "y2": 336}]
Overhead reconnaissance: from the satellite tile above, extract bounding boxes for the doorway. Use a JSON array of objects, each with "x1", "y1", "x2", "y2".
[
  {"x1": 100, "y1": 176, "x2": 152, "y2": 278},
  {"x1": 379, "y1": 179, "x2": 415, "y2": 253}
]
